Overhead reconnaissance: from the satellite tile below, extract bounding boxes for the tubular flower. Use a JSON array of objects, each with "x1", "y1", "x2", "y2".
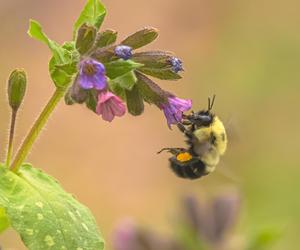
[
  {"x1": 161, "y1": 96, "x2": 192, "y2": 128},
  {"x1": 79, "y1": 59, "x2": 107, "y2": 90},
  {"x1": 96, "y1": 90, "x2": 126, "y2": 122}
]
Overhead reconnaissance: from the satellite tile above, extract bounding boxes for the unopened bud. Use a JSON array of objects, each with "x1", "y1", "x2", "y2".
[
  {"x1": 76, "y1": 24, "x2": 97, "y2": 55},
  {"x1": 7, "y1": 69, "x2": 27, "y2": 110}
]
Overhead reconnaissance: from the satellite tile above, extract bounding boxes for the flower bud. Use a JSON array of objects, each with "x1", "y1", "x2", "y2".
[
  {"x1": 7, "y1": 69, "x2": 27, "y2": 111},
  {"x1": 75, "y1": 24, "x2": 97, "y2": 55}
]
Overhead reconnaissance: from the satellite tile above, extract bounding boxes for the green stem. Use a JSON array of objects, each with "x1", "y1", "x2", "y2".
[
  {"x1": 10, "y1": 88, "x2": 65, "y2": 172},
  {"x1": 5, "y1": 109, "x2": 17, "y2": 167}
]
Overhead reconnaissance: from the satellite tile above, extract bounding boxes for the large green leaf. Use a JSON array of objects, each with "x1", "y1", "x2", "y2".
[
  {"x1": 0, "y1": 164, "x2": 104, "y2": 250},
  {"x1": 73, "y1": 0, "x2": 106, "y2": 38}
]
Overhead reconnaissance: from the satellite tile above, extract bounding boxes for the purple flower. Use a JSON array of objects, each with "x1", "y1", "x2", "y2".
[
  {"x1": 79, "y1": 59, "x2": 107, "y2": 90},
  {"x1": 96, "y1": 90, "x2": 126, "y2": 122},
  {"x1": 115, "y1": 45, "x2": 133, "y2": 60},
  {"x1": 161, "y1": 96, "x2": 192, "y2": 128},
  {"x1": 169, "y1": 57, "x2": 183, "y2": 73}
]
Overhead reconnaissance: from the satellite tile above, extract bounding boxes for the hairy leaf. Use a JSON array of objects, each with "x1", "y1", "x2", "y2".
[
  {"x1": 0, "y1": 164, "x2": 104, "y2": 250},
  {"x1": 104, "y1": 59, "x2": 143, "y2": 79},
  {"x1": 73, "y1": 0, "x2": 106, "y2": 38},
  {"x1": 125, "y1": 85, "x2": 144, "y2": 116},
  {"x1": 112, "y1": 71, "x2": 137, "y2": 91}
]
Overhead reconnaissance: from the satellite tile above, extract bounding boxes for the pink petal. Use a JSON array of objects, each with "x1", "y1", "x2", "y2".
[
  {"x1": 101, "y1": 103, "x2": 115, "y2": 122},
  {"x1": 109, "y1": 99, "x2": 126, "y2": 117}
]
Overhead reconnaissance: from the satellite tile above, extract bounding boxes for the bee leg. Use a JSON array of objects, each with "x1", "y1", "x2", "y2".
[
  {"x1": 157, "y1": 147, "x2": 185, "y2": 155},
  {"x1": 177, "y1": 123, "x2": 193, "y2": 139}
]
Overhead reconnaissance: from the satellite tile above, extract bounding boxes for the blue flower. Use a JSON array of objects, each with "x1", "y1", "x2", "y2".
[
  {"x1": 161, "y1": 96, "x2": 192, "y2": 128},
  {"x1": 169, "y1": 57, "x2": 183, "y2": 73},
  {"x1": 79, "y1": 59, "x2": 107, "y2": 90},
  {"x1": 115, "y1": 45, "x2": 133, "y2": 60}
]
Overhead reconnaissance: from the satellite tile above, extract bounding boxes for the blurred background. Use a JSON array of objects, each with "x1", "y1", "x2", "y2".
[{"x1": 0, "y1": 0, "x2": 299, "y2": 249}]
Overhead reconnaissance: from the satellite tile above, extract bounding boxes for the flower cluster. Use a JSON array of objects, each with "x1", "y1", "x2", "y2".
[{"x1": 65, "y1": 17, "x2": 192, "y2": 127}]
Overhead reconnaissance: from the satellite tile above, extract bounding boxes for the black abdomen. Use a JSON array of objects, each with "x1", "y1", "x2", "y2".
[{"x1": 169, "y1": 157, "x2": 207, "y2": 180}]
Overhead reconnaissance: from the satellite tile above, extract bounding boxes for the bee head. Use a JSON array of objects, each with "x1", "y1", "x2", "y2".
[{"x1": 184, "y1": 95, "x2": 216, "y2": 127}]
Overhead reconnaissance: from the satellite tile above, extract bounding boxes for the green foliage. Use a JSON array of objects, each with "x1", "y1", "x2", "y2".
[
  {"x1": 28, "y1": 21, "x2": 79, "y2": 89},
  {"x1": 125, "y1": 85, "x2": 144, "y2": 116},
  {"x1": 95, "y1": 29, "x2": 118, "y2": 48},
  {"x1": 104, "y1": 59, "x2": 143, "y2": 79},
  {"x1": 121, "y1": 27, "x2": 159, "y2": 49},
  {"x1": 73, "y1": 0, "x2": 106, "y2": 38},
  {"x1": 0, "y1": 164, "x2": 104, "y2": 250},
  {"x1": 0, "y1": 207, "x2": 10, "y2": 233},
  {"x1": 112, "y1": 71, "x2": 137, "y2": 91}
]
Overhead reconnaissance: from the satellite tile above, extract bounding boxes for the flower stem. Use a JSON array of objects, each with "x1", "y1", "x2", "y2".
[
  {"x1": 5, "y1": 109, "x2": 17, "y2": 167},
  {"x1": 10, "y1": 88, "x2": 65, "y2": 173}
]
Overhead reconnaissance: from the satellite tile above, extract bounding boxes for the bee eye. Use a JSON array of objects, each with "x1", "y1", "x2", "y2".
[{"x1": 198, "y1": 115, "x2": 211, "y2": 122}]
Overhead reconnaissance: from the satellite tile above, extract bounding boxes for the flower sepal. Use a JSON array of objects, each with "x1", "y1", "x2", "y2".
[
  {"x1": 75, "y1": 23, "x2": 97, "y2": 55},
  {"x1": 121, "y1": 27, "x2": 158, "y2": 50}
]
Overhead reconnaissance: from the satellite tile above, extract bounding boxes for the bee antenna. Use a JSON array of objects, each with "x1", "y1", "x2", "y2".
[{"x1": 208, "y1": 94, "x2": 216, "y2": 111}]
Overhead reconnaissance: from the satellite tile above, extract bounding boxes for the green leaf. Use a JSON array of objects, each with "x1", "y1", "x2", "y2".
[
  {"x1": 112, "y1": 71, "x2": 137, "y2": 90},
  {"x1": 135, "y1": 71, "x2": 168, "y2": 106},
  {"x1": 0, "y1": 164, "x2": 104, "y2": 250},
  {"x1": 49, "y1": 57, "x2": 76, "y2": 89},
  {"x1": 104, "y1": 59, "x2": 143, "y2": 79},
  {"x1": 28, "y1": 20, "x2": 65, "y2": 63},
  {"x1": 108, "y1": 80, "x2": 126, "y2": 100},
  {"x1": 28, "y1": 20, "x2": 79, "y2": 88},
  {"x1": 137, "y1": 67, "x2": 182, "y2": 80},
  {"x1": 49, "y1": 42, "x2": 80, "y2": 89},
  {"x1": 0, "y1": 207, "x2": 10, "y2": 234},
  {"x1": 85, "y1": 90, "x2": 98, "y2": 113},
  {"x1": 95, "y1": 29, "x2": 118, "y2": 48},
  {"x1": 74, "y1": 0, "x2": 106, "y2": 38},
  {"x1": 121, "y1": 27, "x2": 159, "y2": 49},
  {"x1": 125, "y1": 85, "x2": 144, "y2": 116}
]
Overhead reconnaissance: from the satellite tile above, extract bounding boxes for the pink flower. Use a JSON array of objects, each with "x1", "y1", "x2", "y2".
[{"x1": 96, "y1": 91, "x2": 126, "y2": 122}]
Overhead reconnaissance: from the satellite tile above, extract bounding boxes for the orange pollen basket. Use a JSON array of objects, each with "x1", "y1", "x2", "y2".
[{"x1": 176, "y1": 152, "x2": 192, "y2": 162}]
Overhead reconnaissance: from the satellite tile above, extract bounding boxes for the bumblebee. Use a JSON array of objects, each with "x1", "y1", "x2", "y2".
[{"x1": 158, "y1": 96, "x2": 227, "y2": 179}]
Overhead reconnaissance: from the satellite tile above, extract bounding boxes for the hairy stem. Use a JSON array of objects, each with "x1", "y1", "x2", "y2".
[
  {"x1": 5, "y1": 109, "x2": 17, "y2": 167},
  {"x1": 10, "y1": 88, "x2": 65, "y2": 172}
]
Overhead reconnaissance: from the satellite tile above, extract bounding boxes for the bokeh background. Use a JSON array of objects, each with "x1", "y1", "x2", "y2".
[{"x1": 0, "y1": 0, "x2": 299, "y2": 249}]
